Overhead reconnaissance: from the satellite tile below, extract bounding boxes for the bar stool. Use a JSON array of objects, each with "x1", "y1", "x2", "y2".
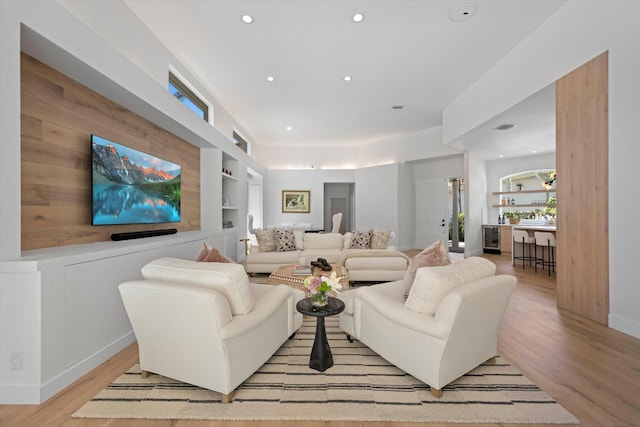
[
  {"x1": 512, "y1": 229, "x2": 536, "y2": 269},
  {"x1": 534, "y1": 231, "x2": 556, "y2": 276}
]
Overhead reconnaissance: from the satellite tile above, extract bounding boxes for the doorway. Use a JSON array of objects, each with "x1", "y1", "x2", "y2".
[
  {"x1": 449, "y1": 178, "x2": 465, "y2": 253},
  {"x1": 247, "y1": 168, "x2": 262, "y2": 246},
  {"x1": 415, "y1": 178, "x2": 448, "y2": 249},
  {"x1": 323, "y1": 183, "x2": 354, "y2": 233}
]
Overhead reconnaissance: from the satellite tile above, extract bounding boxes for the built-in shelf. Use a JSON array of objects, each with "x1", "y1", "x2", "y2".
[
  {"x1": 492, "y1": 204, "x2": 554, "y2": 208},
  {"x1": 222, "y1": 172, "x2": 237, "y2": 181},
  {"x1": 222, "y1": 153, "x2": 239, "y2": 230},
  {"x1": 491, "y1": 189, "x2": 555, "y2": 195}
]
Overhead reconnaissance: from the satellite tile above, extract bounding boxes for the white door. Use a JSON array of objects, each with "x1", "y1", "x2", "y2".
[{"x1": 415, "y1": 178, "x2": 448, "y2": 249}]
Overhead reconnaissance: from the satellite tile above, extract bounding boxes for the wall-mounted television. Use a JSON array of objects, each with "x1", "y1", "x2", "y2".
[{"x1": 91, "y1": 134, "x2": 181, "y2": 225}]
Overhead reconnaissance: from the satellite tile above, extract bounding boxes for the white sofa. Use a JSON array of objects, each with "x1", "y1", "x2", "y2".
[
  {"x1": 245, "y1": 231, "x2": 410, "y2": 282},
  {"x1": 338, "y1": 257, "x2": 516, "y2": 397},
  {"x1": 119, "y1": 257, "x2": 304, "y2": 403}
]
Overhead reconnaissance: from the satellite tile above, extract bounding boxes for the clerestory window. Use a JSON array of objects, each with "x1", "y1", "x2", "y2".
[{"x1": 168, "y1": 72, "x2": 209, "y2": 122}]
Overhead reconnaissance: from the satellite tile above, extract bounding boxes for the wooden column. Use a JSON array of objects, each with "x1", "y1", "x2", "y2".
[{"x1": 556, "y1": 51, "x2": 609, "y2": 325}]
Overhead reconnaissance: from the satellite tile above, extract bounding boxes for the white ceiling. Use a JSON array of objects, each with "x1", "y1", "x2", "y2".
[
  {"x1": 123, "y1": 0, "x2": 564, "y2": 153},
  {"x1": 449, "y1": 83, "x2": 556, "y2": 160}
]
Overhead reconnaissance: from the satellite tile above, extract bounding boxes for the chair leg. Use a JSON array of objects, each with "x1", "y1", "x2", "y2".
[
  {"x1": 221, "y1": 390, "x2": 235, "y2": 403},
  {"x1": 430, "y1": 387, "x2": 443, "y2": 398},
  {"x1": 141, "y1": 370, "x2": 151, "y2": 379}
]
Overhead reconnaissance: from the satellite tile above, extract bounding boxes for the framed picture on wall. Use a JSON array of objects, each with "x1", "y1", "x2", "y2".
[{"x1": 282, "y1": 190, "x2": 310, "y2": 213}]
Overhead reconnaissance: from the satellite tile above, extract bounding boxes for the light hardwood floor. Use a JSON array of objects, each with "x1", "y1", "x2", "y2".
[{"x1": 2, "y1": 253, "x2": 639, "y2": 427}]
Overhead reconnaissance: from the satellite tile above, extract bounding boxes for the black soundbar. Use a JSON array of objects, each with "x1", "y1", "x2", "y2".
[{"x1": 111, "y1": 228, "x2": 177, "y2": 241}]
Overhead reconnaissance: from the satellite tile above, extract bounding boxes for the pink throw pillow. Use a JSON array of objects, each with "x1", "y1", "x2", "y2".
[
  {"x1": 403, "y1": 240, "x2": 451, "y2": 297},
  {"x1": 196, "y1": 242, "x2": 234, "y2": 263},
  {"x1": 196, "y1": 242, "x2": 212, "y2": 261}
]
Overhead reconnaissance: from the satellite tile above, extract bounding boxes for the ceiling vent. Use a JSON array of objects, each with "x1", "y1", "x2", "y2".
[
  {"x1": 494, "y1": 123, "x2": 517, "y2": 131},
  {"x1": 391, "y1": 105, "x2": 404, "y2": 110}
]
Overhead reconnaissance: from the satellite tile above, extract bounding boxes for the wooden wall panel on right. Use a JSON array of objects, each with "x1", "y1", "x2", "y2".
[{"x1": 556, "y1": 51, "x2": 609, "y2": 325}]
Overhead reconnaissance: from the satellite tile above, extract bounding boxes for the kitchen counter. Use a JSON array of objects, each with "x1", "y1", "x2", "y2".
[
  {"x1": 510, "y1": 224, "x2": 557, "y2": 266},
  {"x1": 482, "y1": 223, "x2": 556, "y2": 255},
  {"x1": 512, "y1": 224, "x2": 556, "y2": 232}
]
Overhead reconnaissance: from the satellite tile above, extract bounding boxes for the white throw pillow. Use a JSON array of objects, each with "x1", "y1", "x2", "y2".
[
  {"x1": 405, "y1": 257, "x2": 496, "y2": 316},
  {"x1": 255, "y1": 229, "x2": 276, "y2": 252},
  {"x1": 403, "y1": 239, "x2": 451, "y2": 297},
  {"x1": 141, "y1": 257, "x2": 255, "y2": 315},
  {"x1": 293, "y1": 229, "x2": 305, "y2": 250},
  {"x1": 370, "y1": 230, "x2": 392, "y2": 249},
  {"x1": 342, "y1": 232, "x2": 352, "y2": 250}
]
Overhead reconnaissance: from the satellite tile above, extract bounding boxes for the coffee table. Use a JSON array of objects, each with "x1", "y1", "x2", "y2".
[
  {"x1": 296, "y1": 297, "x2": 345, "y2": 372},
  {"x1": 267, "y1": 264, "x2": 348, "y2": 295}
]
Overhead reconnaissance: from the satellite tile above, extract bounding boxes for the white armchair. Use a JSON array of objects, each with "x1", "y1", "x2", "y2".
[
  {"x1": 119, "y1": 257, "x2": 304, "y2": 403},
  {"x1": 339, "y1": 257, "x2": 516, "y2": 397}
]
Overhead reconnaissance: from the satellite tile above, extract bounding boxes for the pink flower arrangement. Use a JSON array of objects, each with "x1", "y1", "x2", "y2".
[{"x1": 303, "y1": 271, "x2": 342, "y2": 295}]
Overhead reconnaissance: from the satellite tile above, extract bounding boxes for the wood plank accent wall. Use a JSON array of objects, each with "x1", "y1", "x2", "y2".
[
  {"x1": 556, "y1": 51, "x2": 609, "y2": 325},
  {"x1": 20, "y1": 53, "x2": 200, "y2": 250}
]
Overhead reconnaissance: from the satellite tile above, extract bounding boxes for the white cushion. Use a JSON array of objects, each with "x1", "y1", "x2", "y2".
[
  {"x1": 303, "y1": 232, "x2": 344, "y2": 249},
  {"x1": 405, "y1": 257, "x2": 496, "y2": 315},
  {"x1": 293, "y1": 229, "x2": 305, "y2": 250},
  {"x1": 342, "y1": 232, "x2": 352, "y2": 250},
  {"x1": 141, "y1": 257, "x2": 255, "y2": 315}
]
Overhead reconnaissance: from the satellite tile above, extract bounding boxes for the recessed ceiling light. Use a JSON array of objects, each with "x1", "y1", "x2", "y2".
[
  {"x1": 499, "y1": 155, "x2": 505, "y2": 158},
  {"x1": 352, "y1": 13, "x2": 364, "y2": 23},
  {"x1": 241, "y1": 14, "x2": 253, "y2": 24},
  {"x1": 343, "y1": 75, "x2": 352, "y2": 82},
  {"x1": 532, "y1": 150, "x2": 537, "y2": 154},
  {"x1": 286, "y1": 126, "x2": 292, "y2": 131},
  {"x1": 266, "y1": 76, "x2": 275, "y2": 82},
  {"x1": 449, "y1": 3, "x2": 476, "y2": 22},
  {"x1": 494, "y1": 123, "x2": 517, "y2": 131}
]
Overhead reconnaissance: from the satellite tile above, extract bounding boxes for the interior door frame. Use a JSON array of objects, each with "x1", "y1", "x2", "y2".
[{"x1": 415, "y1": 177, "x2": 449, "y2": 249}]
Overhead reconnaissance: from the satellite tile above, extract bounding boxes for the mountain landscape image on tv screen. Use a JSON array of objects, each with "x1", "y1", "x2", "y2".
[{"x1": 91, "y1": 135, "x2": 181, "y2": 225}]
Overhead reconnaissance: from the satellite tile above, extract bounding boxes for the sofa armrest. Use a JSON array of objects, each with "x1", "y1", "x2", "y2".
[
  {"x1": 357, "y1": 285, "x2": 449, "y2": 339},
  {"x1": 220, "y1": 284, "x2": 292, "y2": 340}
]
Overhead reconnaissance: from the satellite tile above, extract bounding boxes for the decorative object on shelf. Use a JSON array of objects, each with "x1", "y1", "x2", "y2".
[
  {"x1": 516, "y1": 183, "x2": 524, "y2": 191},
  {"x1": 503, "y1": 211, "x2": 522, "y2": 224},
  {"x1": 282, "y1": 190, "x2": 310, "y2": 213},
  {"x1": 304, "y1": 271, "x2": 343, "y2": 307},
  {"x1": 540, "y1": 170, "x2": 557, "y2": 190}
]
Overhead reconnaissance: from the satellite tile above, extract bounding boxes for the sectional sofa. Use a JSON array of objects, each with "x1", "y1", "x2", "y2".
[{"x1": 245, "y1": 231, "x2": 410, "y2": 282}]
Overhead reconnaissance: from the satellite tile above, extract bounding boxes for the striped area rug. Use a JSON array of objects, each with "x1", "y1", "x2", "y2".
[{"x1": 73, "y1": 317, "x2": 578, "y2": 423}]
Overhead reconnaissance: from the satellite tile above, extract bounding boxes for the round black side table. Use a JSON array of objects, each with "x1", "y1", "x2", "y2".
[{"x1": 296, "y1": 296, "x2": 345, "y2": 372}]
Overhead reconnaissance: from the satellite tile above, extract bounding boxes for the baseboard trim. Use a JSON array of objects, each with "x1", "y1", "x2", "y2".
[
  {"x1": 40, "y1": 331, "x2": 136, "y2": 403},
  {"x1": 0, "y1": 331, "x2": 136, "y2": 405},
  {"x1": 609, "y1": 314, "x2": 640, "y2": 340},
  {"x1": 0, "y1": 383, "x2": 42, "y2": 405}
]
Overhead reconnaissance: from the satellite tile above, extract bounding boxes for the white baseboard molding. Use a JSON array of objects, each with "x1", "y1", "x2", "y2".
[
  {"x1": 609, "y1": 314, "x2": 640, "y2": 340},
  {"x1": 0, "y1": 331, "x2": 136, "y2": 405},
  {"x1": 41, "y1": 331, "x2": 136, "y2": 403},
  {"x1": 0, "y1": 383, "x2": 42, "y2": 405}
]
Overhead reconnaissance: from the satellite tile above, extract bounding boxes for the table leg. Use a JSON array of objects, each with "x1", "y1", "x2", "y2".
[{"x1": 309, "y1": 316, "x2": 333, "y2": 372}]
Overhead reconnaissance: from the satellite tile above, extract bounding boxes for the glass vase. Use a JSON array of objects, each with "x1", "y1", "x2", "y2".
[{"x1": 311, "y1": 291, "x2": 329, "y2": 307}]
